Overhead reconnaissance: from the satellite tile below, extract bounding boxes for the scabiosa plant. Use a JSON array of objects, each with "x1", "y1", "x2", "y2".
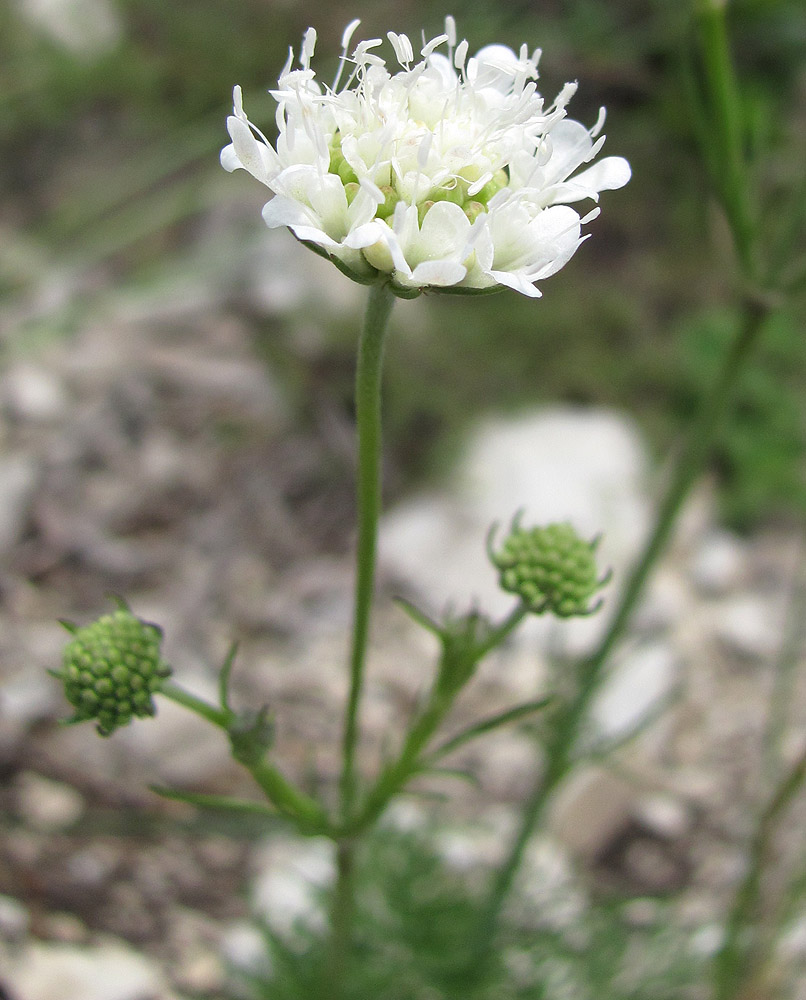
[
  {"x1": 489, "y1": 518, "x2": 608, "y2": 617},
  {"x1": 55, "y1": 604, "x2": 170, "y2": 736},
  {"x1": 221, "y1": 16, "x2": 630, "y2": 297}
]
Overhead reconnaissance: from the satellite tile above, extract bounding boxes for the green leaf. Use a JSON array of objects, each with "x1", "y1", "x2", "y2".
[
  {"x1": 417, "y1": 766, "x2": 482, "y2": 789},
  {"x1": 218, "y1": 641, "x2": 239, "y2": 713},
  {"x1": 149, "y1": 785, "x2": 279, "y2": 818},
  {"x1": 427, "y1": 697, "x2": 553, "y2": 761}
]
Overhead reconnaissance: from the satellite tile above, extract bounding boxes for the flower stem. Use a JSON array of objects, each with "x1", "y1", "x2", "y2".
[
  {"x1": 713, "y1": 743, "x2": 806, "y2": 999},
  {"x1": 473, "y1": 292, "x2": 771, "y2": 960},
  {"x1": 694, "y1": 0, "x2": 756, "y2": 278},
  {"x1": 324, "y1": 842, "x2": 356, "y2": 998},
  {"x1": 327, "y1": 281, "x2": 394, "y2": 998},
  {"x1": 160, "y1": 681, "x2": 327, "y2": 830},
  {"x1": 339, "y1": 281, "x2": 395, "y2": 820}
]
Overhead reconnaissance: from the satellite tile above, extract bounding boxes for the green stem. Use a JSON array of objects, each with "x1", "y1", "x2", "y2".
[
  {"x1": 346, "y1": 603, "x2": 528, "y2": 837},
  {"x1": 324, "y1": 841, "x2": 356, "y2": 999},
  {"x1": 160, "y1": 681, "x2": 326, "y2": 830},
  {"x1": 474, "y1": 293, "x2": 771, "y2": 959},
  {"x1": 713, "y1": 744, "x2": 806, "y2": 999},
  {"x1": 326, "y1": 282, "x2": 394, "y2": 1000},
  {"x1": 695, "y1": 1, "x2": 756, "y2": 278},
  {"x1": 340, "y1": 281, "x2": 396, "y2": 820},
  {"x1": 161, "y1": 680, "x2": 233, "y2": 728},
  {"x1": 348, "y1": 693, "x2": 449, "y2": 837}
]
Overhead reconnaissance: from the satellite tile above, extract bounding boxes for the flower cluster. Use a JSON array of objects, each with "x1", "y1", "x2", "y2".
[
  {"x1": 222, "y1": 17, "x2": 630, "y2": 297},
  {"x1": 489, "y1": 519, "x2": 607, "y2": 617},
  {"x1": 56, "y1": 607, "x2": 171, "y2": 735}
]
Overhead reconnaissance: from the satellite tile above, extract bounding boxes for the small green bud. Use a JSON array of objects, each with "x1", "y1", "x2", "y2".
[
  {"x1": 489, "y1": 518, "x2": 609, "y2": 617},
  {"x1": 55, "y1": 604, "x2": 171, "y2": 736}
]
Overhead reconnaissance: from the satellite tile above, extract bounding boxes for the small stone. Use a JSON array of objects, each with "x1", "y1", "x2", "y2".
[
  {"x1": 174, "y1": 949, "x2": 225, "y2": 993},
  {"x1": 221, "y1": 921, "x2": 273, "y2": 977},
  {"x1": 549, "y1": 766, "x2": 635, "y2": 858},
  {"x1": 0, "y1": 894, "x2": 30, "y2": 940},
  {"x1": 635, "y1": 793, "x2": 692, "y2": 840},
  {"x1": 43, "y1": 912, "x2": 89, "y2": 943},
  {"x1": 590, "y1": 642, "x2": 679, "y2": 742},
  {"x1": 4, "y1": 938, "x2": 171, "y2": 1000},
  {"x1": 621, "y1": 835, "x2": 686, "y2": 893},
  {"x1": 251, "y1": 836, "x2": 334, "y2": 937},
  {"x1": 3, "y1": 361, "x2": 69, "y2": 422},
  {"x1": 16, "y1": 772, "x2": 85, "y2": 832},
  {"x1": 690, "y1": 530, "x2": 746, "y2": 595},
  {"x1": 713, "y1": 595, "x2": 780, "y2": 661},
  {"x1": 0, "y1": 453, "x2": 39, "y2": 553}
]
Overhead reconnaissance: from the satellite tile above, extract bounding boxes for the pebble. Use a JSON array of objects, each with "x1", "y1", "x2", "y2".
[
  {"x1": 549, "y1": 766, "x2": 635, "y2": 858},
  {"x1": 634, "y1": 792, "x2": 692, "y2": 840},
  {"x1": 15, "y1": 772, "x2": 85, "y2": 832},
  {"x1": 0, "y1": 452, "x2": 39, "y2": 553},
  {"x1": 590, "y1": 642, "x2": 679, "y2": 743},
  {"x1": 712, "y1": 594, "x2": 782, "y2": 661},
  {"x1": 250, "y1": 836, "x2": 334, "y2": 937},
  {"x1": 689, "y1": 530, "x2": 747, "y2": 595},
  {"x1": 3, "y1": 361, "x2": 69, "y2": 423},
  {"x1": 221, "y1": 920, "x2": 273, "y2": 977},
  {"x1": 3, "y1": 938, "x2": 172, "y2": 1000},
  {"x1": 0, "y1": 894, "x2": 30, "y2": 940}
]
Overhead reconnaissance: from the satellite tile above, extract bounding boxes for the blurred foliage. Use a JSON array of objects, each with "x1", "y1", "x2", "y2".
[
  {"x1": 1, "y1": 0, "x2": 805, "y2": 528},
  {"x1": 238, "y1": 824, "x2": 707, "y2": 1000}
]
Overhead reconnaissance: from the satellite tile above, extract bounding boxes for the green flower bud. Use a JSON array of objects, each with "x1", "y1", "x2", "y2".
[
  {"x1": 55, "y1": 604, "x2": 171, "y2": 736},
  {"x1": 489, "y1": 518, "x2": 609, "y2": 617}
]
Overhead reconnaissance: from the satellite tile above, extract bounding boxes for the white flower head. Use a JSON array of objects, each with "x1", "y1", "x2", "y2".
[{"x1": 222, "y1": 18, "x2": 631, "y2": 298}]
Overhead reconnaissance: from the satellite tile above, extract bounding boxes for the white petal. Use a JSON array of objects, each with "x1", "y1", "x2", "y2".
[
  {"x1": 220, "y1": 143, "x2": 240, "y2": 173},
  {"x1": 226, "y1": 116, "x2": 277, "y2": 183},
  {"x1": 489, "y1": 269, "x2": 543, "y2": 297},
  {"x1": 410, "y1": 201, "x2": 472, "y2": 264},
  {"x1": 406, "y1": 259, "x2": 467, "y2": 286},
  {"x1": 571, "y1": 155, "x2": 631, "y2": 193}
]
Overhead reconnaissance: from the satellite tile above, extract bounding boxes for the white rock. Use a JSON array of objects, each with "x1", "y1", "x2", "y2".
[
  {"x1": 0, "y1": 667, "x2": 60, "y2": 730},
  {"x1": 778, "y1": 916, "x2": 806, "y2": 960},
  {"x1": 0, "y1": 894, "x2": 30, "y2": 940},
  {"x1": 250, "y1": 836, "x2": 334, "y2": 937},
  {"x1": 4, "y1": 938, "x2": 172, "y2": 1000},
  {"x1": 16, "y1": 772, "x2": 85, "y2": 832},
  {"x1": 634, "y1": 792, "x2": 691, "y2": 839},
  {"x1": 516, "y1": 835, "x2": 587, "y2": 929},
  {"x1": 590, "y1": 642, "x2": 679, "y2": 743},
  {"x1": 712, "y1": 594, "x2": 781, "y2": 661},
  {"x1": 380, "y1": 407, "x2": 652, "y2": 656},
  {"x1": 0, "y1": 453, "x2": 39, "y2": 553},
  {"x1": 433, "y1": 824, "x2": 504, "y2": 871},
  {"x1": 3, "y1": 361, "x2": 69, "y2": 422},
  {"x1": 221, "y1": 921, "x2": 273, "y2": 976},
  {"x1": 549, "y1": 765, "x2": 635, "y2": 858},
  {"x1": 690, "y1": 530, "x2": 747, "y2": 595}
]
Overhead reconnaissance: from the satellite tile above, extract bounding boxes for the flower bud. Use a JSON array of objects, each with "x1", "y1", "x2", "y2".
[
  {"x1": 489, "y1": 519, "x2": 607, "y2": 617},
  {"x1": 56, "y1": 605, "x2": 171, "y2": 736}
]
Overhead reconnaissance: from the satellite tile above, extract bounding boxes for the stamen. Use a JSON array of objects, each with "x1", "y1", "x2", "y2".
[
  {"x1": 421, "y1": 33, "x2": 449, "y2": 59},
  {"x1": 454, "y1": 39, "x2": 468, "y2": 72},
  {"x1": 388, "y1": 31, "x2": 414, "y2": 66},
  {"x1": 590, "y1": 106, "x2": 607, "y2": 138},
  {"x1": 300, "y1": 28, "x2": 317, "y2": 69},
  {"x1": 445, "y1": 15, "x2": 456, "y2": 48},
  {"x1": 333, "y1": 19, "x2": 361, "y2": 91}
]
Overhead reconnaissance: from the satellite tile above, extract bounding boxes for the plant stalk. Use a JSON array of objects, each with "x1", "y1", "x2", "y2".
[
  {"x1": 327, "y1": 281, "x2": 395, "y2": 998},
  {"x1": 473, "y1": 292, "x2": 770, "y2": 958},
  {"x1": 339, "y1": 280, "x2": 396, "y2": 821}
]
